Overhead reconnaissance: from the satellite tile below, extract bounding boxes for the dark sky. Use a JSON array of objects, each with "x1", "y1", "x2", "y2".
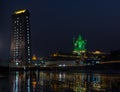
[{"x1": 0, "y1": 0, "x2": 120, "y2": 60}]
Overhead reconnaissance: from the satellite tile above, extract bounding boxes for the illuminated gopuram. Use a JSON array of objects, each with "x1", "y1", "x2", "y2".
[
  {"x1": 73, "y1": 35, "x2": 87, "y2": 55},
  {"x1": 10, "y1": 9, "x2": 31, "y2": 67}
]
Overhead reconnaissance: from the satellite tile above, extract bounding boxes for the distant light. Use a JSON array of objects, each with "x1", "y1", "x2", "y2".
[
  {"x1": 59, "y1": 64, "x2": 62, "y2": 67},
  {"x1": 15, "y1": 10, "x2": 26, "y2": 14},
  {"x1": 35, "y1": 64, "x2": 37, "y2": 66},
  {"x1": 96, "y1": 61, "x2": 100, "y2": 64},
  {"x1": 32, "y1": 55, "x2": 37, "y2": 61},
  {"x1": 53, "y1": 53, "x2": 58, "y2": 56},
  {"x1": 16, "y1": 62, "x2": 18, "y2": 66},
  {"x1": 93, "y1": 51, "x2": 101, "y2": 54}
]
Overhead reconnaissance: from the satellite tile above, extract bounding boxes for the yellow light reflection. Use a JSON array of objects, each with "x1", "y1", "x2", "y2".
[{"x1": 32, "y1": 81, "x2": 37, "y2": 89}]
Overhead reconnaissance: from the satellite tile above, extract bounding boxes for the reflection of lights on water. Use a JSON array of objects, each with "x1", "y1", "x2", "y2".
[
  {"x1": 63, "y1": 73, "x2": 65, "y2": 80},
  {"x1": 9, "y1": 71, "x2": 120, "y2": 92},
  {"x1": 92, "y1": 74, "x2": 101, "y2": 84},
  {"x1": 92, "y1": 74, "x2": 101, "y2": 90},
  {"x1": 13, "y1": 72, "x2": 19, "y2": 92},
  {"x1": 50, "y1": 72, "x2": 53, "y2": 79},
  {"x1": 32, "y1": 81, "x2": 37, "y2": 89},
  {"x1": 59, "y1": 73, "x2": 61, "y2": 81},
  {"x1": 58, "y1": 72, "x2": 66, "y2": 81},
  {"x1": 74, "y1": 86, "x2": 86, "y2": 92},
  {"x1": 27, "y1": 78, "x2": 30, "y2": 92},
  {"x1": 40, "y1": 71, "x2": 44, "y2": 86}
]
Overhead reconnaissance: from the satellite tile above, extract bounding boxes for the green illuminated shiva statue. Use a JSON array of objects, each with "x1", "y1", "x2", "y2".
[{"x1": 73, "y1": 35, "x2": 87, "y2": 54}]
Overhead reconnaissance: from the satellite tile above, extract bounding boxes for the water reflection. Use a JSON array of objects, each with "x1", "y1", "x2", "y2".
[{"x1": 9, "y1": 71, "x2": 120, "y2": 92}]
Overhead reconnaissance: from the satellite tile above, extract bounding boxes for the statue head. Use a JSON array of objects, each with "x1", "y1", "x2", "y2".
[{"x1": 78, "y1": 35, "x2": 82, "y2": 40}]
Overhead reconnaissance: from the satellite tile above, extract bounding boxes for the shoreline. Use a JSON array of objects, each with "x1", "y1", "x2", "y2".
[{"x1": 0, "y1": 62, "x2": 120, "y2": 74}]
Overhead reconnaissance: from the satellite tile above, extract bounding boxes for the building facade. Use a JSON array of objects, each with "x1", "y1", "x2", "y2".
[{"x1": 10, "y1": 9, "x2": 31, "y2": 67}]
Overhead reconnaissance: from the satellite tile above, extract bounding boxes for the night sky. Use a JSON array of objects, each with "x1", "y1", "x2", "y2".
[{"x1": 0, "y1": 0, "x2": 120, "y2": 60}]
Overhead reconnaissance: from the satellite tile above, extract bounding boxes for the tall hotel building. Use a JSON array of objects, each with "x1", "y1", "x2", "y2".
[{"x1": 10, "y1": 10, "x2": 31, "y2": 67}]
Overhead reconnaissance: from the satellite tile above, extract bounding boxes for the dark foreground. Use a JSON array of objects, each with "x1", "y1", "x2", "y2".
[
  {"x1": 0, "y1": 63, "x2": 120, "y2": 92},
  {"x1": 0, "y1": 70, "x2": 120, "y2": 92}
]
